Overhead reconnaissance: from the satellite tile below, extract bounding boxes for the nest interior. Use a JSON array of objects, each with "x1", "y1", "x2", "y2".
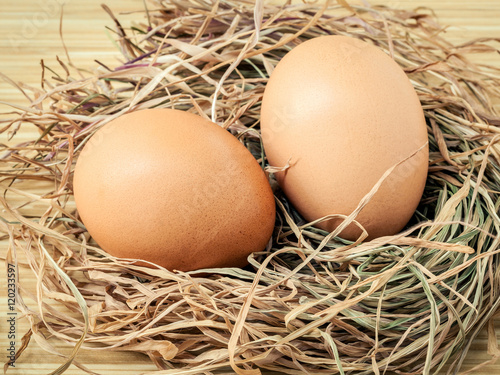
[{"x1": 1, "y1": 1, "x2": 500, "y2": 374}]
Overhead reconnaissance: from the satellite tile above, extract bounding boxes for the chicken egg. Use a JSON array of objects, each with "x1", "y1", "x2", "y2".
[
  {"x1": 74, "y1": 108, "x2": 275, "y2": 271},
  {"x1": 261, "y1": 35, "x2": 429, "y2": 240}
]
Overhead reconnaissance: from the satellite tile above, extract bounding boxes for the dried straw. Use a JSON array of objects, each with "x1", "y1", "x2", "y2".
[{"x1": 1, "y1": 0, "x2": 500, "y2": 374}]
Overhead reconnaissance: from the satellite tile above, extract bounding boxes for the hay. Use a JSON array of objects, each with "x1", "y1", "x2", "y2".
[{"x1": 1, "y1": 0, "x2": 500, "y2": 374}]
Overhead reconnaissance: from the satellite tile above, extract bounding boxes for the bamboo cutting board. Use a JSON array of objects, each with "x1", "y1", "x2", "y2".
[{"x1": 1, "y1": 1, "x2": 500, "y2": 374}]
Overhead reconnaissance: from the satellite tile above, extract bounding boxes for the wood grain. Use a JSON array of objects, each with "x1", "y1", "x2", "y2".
[{"x1": 1, "y1": 0, "x2": 500, "y2": 374}]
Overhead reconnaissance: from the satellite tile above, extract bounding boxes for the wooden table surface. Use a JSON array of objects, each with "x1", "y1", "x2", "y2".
[{"x1": 1, "y1": 0, "x2": 500, "y2": 374}]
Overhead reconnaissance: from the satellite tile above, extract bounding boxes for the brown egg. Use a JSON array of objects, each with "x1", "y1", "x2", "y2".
[
  {"x1": 73, "y1": 108, "x2": 275, "y2": 271},
  {"x1": 261, "y1": 35, "x2": 428, "y2": 241}
]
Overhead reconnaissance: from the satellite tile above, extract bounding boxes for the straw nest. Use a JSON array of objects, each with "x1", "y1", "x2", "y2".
[{"x1": 2, "y1": 0, "x2": 500, "y2": 374}]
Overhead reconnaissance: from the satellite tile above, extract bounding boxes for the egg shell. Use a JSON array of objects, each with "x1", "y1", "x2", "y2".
[
  {"x1": 73, "y1": 108, "x2": 276, "y2": 271},
  {"x1": 261, "y1": 35, "x2": 429, "y2": 240}
]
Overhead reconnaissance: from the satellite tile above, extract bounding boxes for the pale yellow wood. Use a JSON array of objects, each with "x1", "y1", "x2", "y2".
[{"x1": 1, "y1": 0, "x2": 500, "y2": 374}]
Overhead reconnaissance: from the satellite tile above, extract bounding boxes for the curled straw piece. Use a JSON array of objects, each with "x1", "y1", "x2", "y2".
[{"x1": 1, "y1": 0, "x2": 500, "y2": 374}]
